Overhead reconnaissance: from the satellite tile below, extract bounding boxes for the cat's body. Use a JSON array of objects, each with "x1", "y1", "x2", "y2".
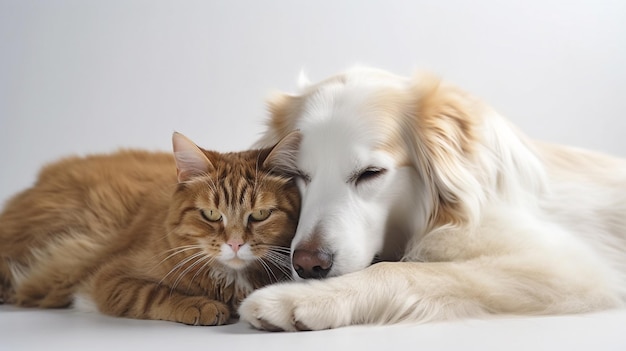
[{"x1": 0, "y1": 132, "x2": 301, "y2": 325}]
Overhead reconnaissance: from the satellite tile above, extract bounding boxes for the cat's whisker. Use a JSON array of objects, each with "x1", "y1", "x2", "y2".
[
  {"x1": 186, "y1": 256, "x2": 218, "y2": 293},
  {"x1": 261, "y1": 245, "x2": 292, "y2": 254},
  {"x1": 261, "y1": 257, "x2": 293, "y2": 282},
  {"x1": 256, "y1": 257, "x2": 280, "y2": 283},
  {"x1": 262, "y1": 251, "x2": 294, "y2": 280},
  {"x1": 167, "y1": 252, "x2": 205, "y2": 287},
  {"x1": 255, "y1": 243, "x2": 291, "y2": 251},
  {"x1": 160, "y1": 244, "x2": 205, "y2": 254},
  {"x1": 266, "y1": 253, "x2": 293, "y2": 276},
  {"x1": 158, "y1": 250, "x2": 206, "y2": 288},
  {"x1": 171, "y1": 252, "x2": 213, "y2": 292},
  {"x1": 256, "y1": 251, "x2": 289, "y2": 283},
  {"x1": 265, "y1": 258, "x2": 293, "y2": 278},
  {"x1": 263, "y1": 248, "x2": 290, "y2": 261},
  {"x1": 260, "y1": 246, "x2": 293, "y2": 268},
  {"x1": 189, "y1": 255, "x2": 216, "y2": 281},
  {"x1": 155, "y1": 226, "x2": 191, "y2": 245},
  {"x1": 148, "y1": 245, "x2": 204, "y2": 273}
]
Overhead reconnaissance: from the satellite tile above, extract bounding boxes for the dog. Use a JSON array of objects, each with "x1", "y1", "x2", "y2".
[{"x1": 238, "y1": 66, "x2": 626, "y2": 331}]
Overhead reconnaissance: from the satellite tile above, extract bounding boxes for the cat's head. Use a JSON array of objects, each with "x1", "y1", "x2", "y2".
[{"x1": 165, "y1": 132, "x2": 301, "y2": 280}]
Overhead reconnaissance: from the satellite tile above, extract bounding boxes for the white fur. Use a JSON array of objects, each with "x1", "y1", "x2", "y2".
[
  {"x1": 72, "y1": 292, "x2": 99, "y2": 313},
  {"x1": 218, "y1": 243, "x2": 255, "y2": 270},
  {"x1": 238, "y1": 67, "x2": 626, "y2": 331}
]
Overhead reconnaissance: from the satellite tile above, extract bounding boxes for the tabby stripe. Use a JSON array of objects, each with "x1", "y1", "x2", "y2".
[
  {"x1": 181, "y1": 206, "x2": 197, "y2": 215},
  {"x1": 231, "y1": 177, "x2": 238, "y2": 206},
  {"x1": 141, "y1": 285, "x2": 160, "y2": 316},
  {"x1": 213, "y1": 190, "x2": 220, "y2": 208},
  {"x1": 171, "y1": 207, "x2": 198, "y2": 226},
  {"x1": 283, "y1": 193, "x2": 299, "y2": 216},
  {"x1": 222, "y1": 181, "x2": 232, "y2": 206},
  {"x1": 232, "y1": 177, "x2": 240, "y2": 206},
  {"x1": 125, "y1": 279, "x2": 142, "y2": 316},
  {"x1": 155, "y1": 286, "x2": 171, "y2": 305},
  {"x1": 107, "y1": 277, "x2": 137, "y2": 316},
  {"x1": 239, "y1": 183, "x2": 249, "y2": 206}
]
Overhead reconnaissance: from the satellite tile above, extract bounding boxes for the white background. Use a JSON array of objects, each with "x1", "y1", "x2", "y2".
[
  {"x1": 1, "y1": 0, "x2": 626, "y2": 204},
  {"x1": 2, "y1": 1, "x2": 626, "y2": 350}
]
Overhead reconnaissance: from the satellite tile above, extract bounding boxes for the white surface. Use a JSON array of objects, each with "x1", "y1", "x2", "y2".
[
  {"x1": 1, "y1": 1, "x2": 626, "y2": 350},
  {"x1": 1, "y1": 305, "x2": 626, "y2": 351}
]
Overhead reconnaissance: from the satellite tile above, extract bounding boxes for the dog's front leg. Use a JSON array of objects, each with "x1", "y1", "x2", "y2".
[
  {"x1": 238, "y1": 261, "x2": 482, "y2": 331},
  {"x1": 239, "y1": 258, "x2": 620, "y2": 331}
]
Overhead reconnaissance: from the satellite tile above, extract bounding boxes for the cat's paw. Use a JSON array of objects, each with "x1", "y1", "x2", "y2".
[
  {"x1": 238, "y1": 281, "x2": 350, "y2": 331},
  {"x1": 13, "y1": 281, "x2": 72, "y2": 308},
  {"x1": 174, "y1": 297, "x2": 231, "y2": 326},
  {"x1": 0, "y1": 283, "x2": 15, "y2": 305}
]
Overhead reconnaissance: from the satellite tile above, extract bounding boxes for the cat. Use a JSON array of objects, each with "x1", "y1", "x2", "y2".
[{"x1": 0, "y1": 131, "x2": 301, "y2": 326}]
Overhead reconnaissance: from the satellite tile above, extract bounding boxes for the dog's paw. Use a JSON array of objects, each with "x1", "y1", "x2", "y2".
[{"x1": 238, "y1": 280, "x2": 352, "y2": 331}]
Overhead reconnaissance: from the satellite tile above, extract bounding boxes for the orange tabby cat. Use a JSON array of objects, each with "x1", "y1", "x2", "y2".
[{"x1": 0, "y1": 132, "x2": 301, "y2": 325}]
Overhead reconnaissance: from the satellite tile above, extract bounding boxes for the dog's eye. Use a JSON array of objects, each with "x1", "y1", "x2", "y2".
[{"x1": 355, "y1": 167, "x2": 387, "y2": 185}]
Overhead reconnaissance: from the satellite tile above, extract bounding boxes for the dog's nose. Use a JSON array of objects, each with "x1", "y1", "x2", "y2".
[{"x1": 292, "y1": 249, "x2": 333, "y2": 279}]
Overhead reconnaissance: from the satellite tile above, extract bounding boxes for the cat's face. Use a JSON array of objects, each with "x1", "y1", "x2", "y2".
[
  {"x1": 170, "y1": 156, "x2": 299, "y2": 272},
  {"x1": 166, "y1": 132, "x2": 301, "y2": 278}
]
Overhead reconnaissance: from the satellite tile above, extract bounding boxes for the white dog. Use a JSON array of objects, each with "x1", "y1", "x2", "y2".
[{"x1": 238, "y1": 67, "x2": 626, "y2": 331}]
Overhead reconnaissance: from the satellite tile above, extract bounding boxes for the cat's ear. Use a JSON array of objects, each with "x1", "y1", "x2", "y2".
[
  {"x1": 262, "y1": 130, "x2": 302, "y2": 173},
  {"x1": 172, "y1": 132, "x2": 214, "y2": 182}
]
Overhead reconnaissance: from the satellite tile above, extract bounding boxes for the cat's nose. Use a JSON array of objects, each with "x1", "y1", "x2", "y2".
[
  {"x1": 227, "y1": 239, "x2": 244, "y2": 253},
  {"x1": 292, "y1": 248, "x2": 333, "y2": 279}
]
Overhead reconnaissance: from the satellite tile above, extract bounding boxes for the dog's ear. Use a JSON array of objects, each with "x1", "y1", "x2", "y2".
[
  {"x1": 253, "y1": 92, "x2": 302, "y2": 149},
  {"x1": 406, "y1": 73, "x2": 547, "y2": 230},
  {"x1": 406, "y1": 74, "x2": 483, "y2": 228}
]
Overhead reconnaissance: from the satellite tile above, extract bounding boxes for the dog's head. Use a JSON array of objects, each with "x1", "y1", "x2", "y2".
[{"x1": 255, "y1": 67, "x2": 489, "y2": 279}]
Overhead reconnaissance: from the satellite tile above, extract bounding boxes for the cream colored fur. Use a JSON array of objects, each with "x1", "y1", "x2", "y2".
[{"x1": 238, "y1": 67, "x2": 626, "y2": 331}]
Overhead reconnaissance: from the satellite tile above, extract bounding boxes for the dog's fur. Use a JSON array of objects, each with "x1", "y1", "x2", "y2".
[{"x1": 238, "y1": 67, "x2": 626, "y2": 331}]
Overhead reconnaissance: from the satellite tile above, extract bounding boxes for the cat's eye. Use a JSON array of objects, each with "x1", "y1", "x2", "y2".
[
  {"x1": 249, "y1": 209, "x2": 271, "y2": 222},
  {"x1": 200, "y1": 209, "x2": 222, "y2": 222}
]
